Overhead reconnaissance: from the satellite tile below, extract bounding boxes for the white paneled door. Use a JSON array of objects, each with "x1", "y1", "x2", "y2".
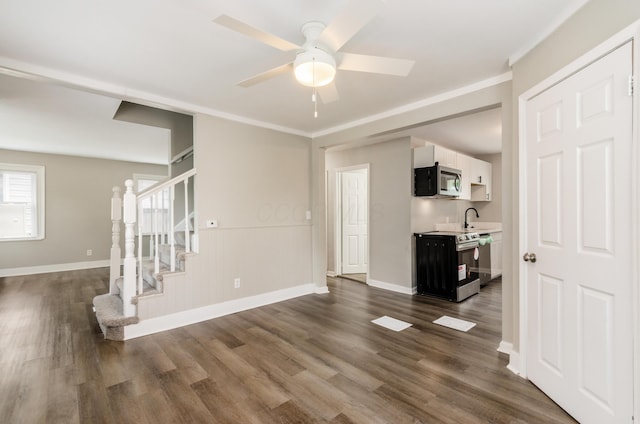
[
  {"x1": 524, "y1": 42, "x2": 633, "y2": 423},
  {"x1": 341, "y1": 168, "x2": 368, "y2": 274}
]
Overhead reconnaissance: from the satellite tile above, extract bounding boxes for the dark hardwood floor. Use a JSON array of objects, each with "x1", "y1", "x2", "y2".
[{"x1": 0, "y1": 268, "x2": 576, "y2": 423}]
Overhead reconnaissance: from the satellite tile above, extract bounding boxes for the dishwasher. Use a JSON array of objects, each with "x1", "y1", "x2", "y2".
[{"x1": 478, "y1": 233, "x2": 493, "y2": 286}]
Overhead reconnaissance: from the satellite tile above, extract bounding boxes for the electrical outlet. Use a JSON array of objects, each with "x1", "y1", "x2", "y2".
[
  {"x1": 234, "y1": 278, "x2": 240, "y2": 288},
  {"x1": 206, "y1": 219, "x2": 218, "y2": 228},
  {"x1": 86, "y1": 249, "x2": 93, "y2": 256}
]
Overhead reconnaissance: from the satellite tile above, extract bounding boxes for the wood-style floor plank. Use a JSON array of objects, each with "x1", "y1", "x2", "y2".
[{"x1": 0, "y1": 268, "x2": 577, "y2": 423}]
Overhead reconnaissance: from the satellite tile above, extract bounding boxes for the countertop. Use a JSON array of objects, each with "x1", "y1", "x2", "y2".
[{"x1": 434, "y1": 221, "x2": 502, "y2": 234}]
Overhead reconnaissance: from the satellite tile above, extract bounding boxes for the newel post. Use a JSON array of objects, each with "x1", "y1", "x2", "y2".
[
  {"x1": 122, "y1": 179, "x2": 137, "y2": 317},
  {"x1": 109, "y1": 186, "x2": 122, "y2": 295}
]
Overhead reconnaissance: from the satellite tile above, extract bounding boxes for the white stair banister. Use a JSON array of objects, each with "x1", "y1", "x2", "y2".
[
  {"x1": 169, "y1": 185, "x2": 176, "y2": 272},
  {"x1": 122, "y1": 179, "x2": 137, "y2": 317},
  {"x1": 184, "y1": 178, "x2": 190, "y2": 253},
  {"x1": 136, "y1": 195, "x2": 144, "y2": 295},
  {"x1": 109, "y1": 186, "x2": 122, "y2": 295},
  {"x1": 154, "y1": 191, "x2": 160, "y2": 275}
]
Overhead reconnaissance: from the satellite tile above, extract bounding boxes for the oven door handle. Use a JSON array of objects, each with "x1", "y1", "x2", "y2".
[{"x1": 456, "y1": 242, "x2": 479, "y2": 251}]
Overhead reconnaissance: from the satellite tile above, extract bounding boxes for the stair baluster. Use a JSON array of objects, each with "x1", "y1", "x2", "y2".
[
  {"x1": 122, "y1": 179, "x2": 137, "y2": 317},
  {"x1": 154, "y1": 191, "x2": 161, "y2": 275},
  {"x1": 184, "y1": 178, "x2": 190, "y2": 253},
  {"x1": 170, "y1": 185, "x2": 176, "y2": 272},
  {"x1": 136, "y1": 192, "x2": 144, "y2": 295},
  {"x1": 109, "y1": 186, "x2": 122, "y2": 295}
]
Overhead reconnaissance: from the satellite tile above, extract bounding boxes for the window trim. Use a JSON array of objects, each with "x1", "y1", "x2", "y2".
[{"x1": 0, "y1": 163, "x2": 45, "y2": 241}]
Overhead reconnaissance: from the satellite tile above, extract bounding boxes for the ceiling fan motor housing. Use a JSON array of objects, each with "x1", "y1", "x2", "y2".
[
  {"x1": 294, "y1": 49, "x2": 336, "y2": 87},
  {"x1": 294, "y1": 21, "x2": 336, "y2": 87}
]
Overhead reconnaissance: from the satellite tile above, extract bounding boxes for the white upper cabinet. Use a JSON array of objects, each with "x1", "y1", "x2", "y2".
[
  {"x1": 433, "y1": 146, "x2": 457, "y2": 168},
  {"x1": 413, "y1": 144, "x2": 457, "y2": 168},
  {"x1": 470, "y1": 158, "x2": 492, "y2": 201},
  {"x1": 456, "y1": 154, "x2": 472, "y2": 200}
]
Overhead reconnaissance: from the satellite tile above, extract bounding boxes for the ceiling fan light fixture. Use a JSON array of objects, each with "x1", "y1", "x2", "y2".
[{"x1": 294, "y1": 49, "x2": 336, "y2": 87}]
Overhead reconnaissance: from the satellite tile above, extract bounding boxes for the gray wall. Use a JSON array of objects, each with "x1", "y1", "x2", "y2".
[
  {"x1": 182, "y1": 114, "x2": 313, "y2": 307},
  {"x1": 509, "y1": 0, "x2": 640, "y2": 350},
  {"x1": 0, "y1": 149, "x2": 167, "y2": 271},
  {"x1": 326, "y1": 138, "x2": 413, "y2": 288}
]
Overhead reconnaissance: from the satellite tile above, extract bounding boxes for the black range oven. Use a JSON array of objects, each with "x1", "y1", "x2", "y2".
[{"x1": 414, "y1": 231, "x2": 480, "y2": 302}]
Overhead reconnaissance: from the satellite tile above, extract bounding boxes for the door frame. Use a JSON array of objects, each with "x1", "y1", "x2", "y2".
[
  {"x1": 516, "y1": 22, "x2": 640, "y2": 417},
  {"x1": 334, "y1": 164, "x2": 370, "y2": 278}
]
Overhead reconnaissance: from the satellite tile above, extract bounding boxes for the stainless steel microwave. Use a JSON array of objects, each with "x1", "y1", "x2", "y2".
[{"x1": 414, "y1": 163, "x2": 462, "y2": 197}]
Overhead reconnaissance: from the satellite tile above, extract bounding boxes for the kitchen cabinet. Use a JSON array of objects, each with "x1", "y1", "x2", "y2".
[
  {"x1": 490, "y1": 231, "x2": 502, "y2": 279},
  {"x1": 413, "y1": 144, "x2": 458, "y2": 168},
  {"x1": 470, "y1": 158, "x2": 492, "y2": 201},
  {"x1": 456, "y1": 154, "x2": 472, "y2": 200},
  {"x1": 479, "y1": 231, "x2": 502, "y2": 284},
  {"x1": 413, "y1": 144, "x2": 492, "y2": 202},
  {"x1": 434, "y1": 145, "x2": 457, "y2": 168}
]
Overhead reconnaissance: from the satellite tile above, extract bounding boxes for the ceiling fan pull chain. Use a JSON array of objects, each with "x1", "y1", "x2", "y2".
[
  {"x1": 313, "y1": 87, "x2": 318, "y2": 118},
  {"x1": 312, "y1": 58, "x2": 319, "y2": 118}
]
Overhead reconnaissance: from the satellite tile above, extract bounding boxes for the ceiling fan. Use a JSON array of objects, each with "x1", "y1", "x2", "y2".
[{"x1": 212, "y1": 0, "x2": 415, "y2": 111}]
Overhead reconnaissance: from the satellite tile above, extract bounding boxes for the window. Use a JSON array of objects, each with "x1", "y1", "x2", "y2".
[
  {"x1": 134, "y1": 174, "x2": 169, "y2": 235},
  {"x1": 0, "y1": 163, "x2": 45, "y2": 240}
]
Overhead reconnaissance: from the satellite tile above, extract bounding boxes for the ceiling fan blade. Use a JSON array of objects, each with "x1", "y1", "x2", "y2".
[
  {"x1": 213, "y1": 15, "x2": 300, "y2": 52},
  {"x1": 319, "y1": 0, "x2": 384, "y2": 52},
  {"x1": 338, "y1": 53, "x2": 415, "y2": 76},
  {"x1": 237, "y1": 63, "x2": 293, "y2": 87},
  {"x1": 318, "y1": 82, "x2": 340, "y2": 104}
]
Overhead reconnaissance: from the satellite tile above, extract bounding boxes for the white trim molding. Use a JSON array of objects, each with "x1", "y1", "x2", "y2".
[
  {"x1": 124, "y1": 283, "x2": 317, "y2": 339},
  {"x1": 497, "y1": 340, "x2": 513, "y2": 355},
  {"x1": 367, "y1": 278, "x2": 415, "y2": 295},
  {"x1": 0, "y1": 259, "x2": 110, "y2": 277},
  {"x1": 314, "y1": 285, "x2": 330, "y2": 294}
]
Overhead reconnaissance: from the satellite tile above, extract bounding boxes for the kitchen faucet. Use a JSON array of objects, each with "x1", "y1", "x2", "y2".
[{"x1": 464, "y1": 207, "x2": 479, "y2": 229}]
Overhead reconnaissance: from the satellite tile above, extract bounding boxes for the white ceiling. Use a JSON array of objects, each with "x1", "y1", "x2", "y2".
[
  {"x1": 0, "y1": 0, "x2": 588, "y2": 160},
  {"x1": 402, "y1": 107, "x2": 503, "y2": 155},
  {"x1": 0, "y1": 74, "x2": 171, "y2": 164}
]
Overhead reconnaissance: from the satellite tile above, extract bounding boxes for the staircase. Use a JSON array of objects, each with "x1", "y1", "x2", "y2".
[{"x1": 93, "y1": 169, "x2": 196, "y2": 340}]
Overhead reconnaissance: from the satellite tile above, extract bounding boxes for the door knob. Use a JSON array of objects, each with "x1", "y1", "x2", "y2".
[{"x1": 523, "y1": 252, "x2": 537, "y2": 263}]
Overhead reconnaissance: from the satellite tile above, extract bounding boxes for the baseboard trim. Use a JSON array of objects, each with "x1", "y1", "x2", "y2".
[
  {"x1": 497, "y1": 340, "x2": 513, "y2": 355},
  {"x1": 314, "y1": 285, "x2": 330, "y2": 294},
  {"x1": 0, "y1": 259, "x2": 111, "y2": 277},
  {"x1": 506, "y1": 349, "x2": 523, "y2": 377},
  {"x1": 326, "y1": 270, "x2": 337, "y2": 277},
  {"x1": 367, "y1": 278, "x2": 415, "y2": 295},
  {"x1": 497, "y1": 341, "x2": 523, "y2": 376},
  {"x1": 124, "y1": 283, "x2": 316, "y2": 340}
]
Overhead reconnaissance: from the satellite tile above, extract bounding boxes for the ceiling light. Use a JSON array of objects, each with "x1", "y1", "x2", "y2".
[{"x1": 294, "y1": 49, "x2": 336, "y2": 87}]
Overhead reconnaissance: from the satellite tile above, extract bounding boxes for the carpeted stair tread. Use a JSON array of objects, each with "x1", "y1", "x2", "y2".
[
  {"x1": 116, "y1": 276, "x2": 157, "y2": 294},
  {"x1": 93, "y1": 294, "x2": 139, "y2": 327},
  {"x1": 157, "y1": 243, "x2": 187, "y2": 271}
]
